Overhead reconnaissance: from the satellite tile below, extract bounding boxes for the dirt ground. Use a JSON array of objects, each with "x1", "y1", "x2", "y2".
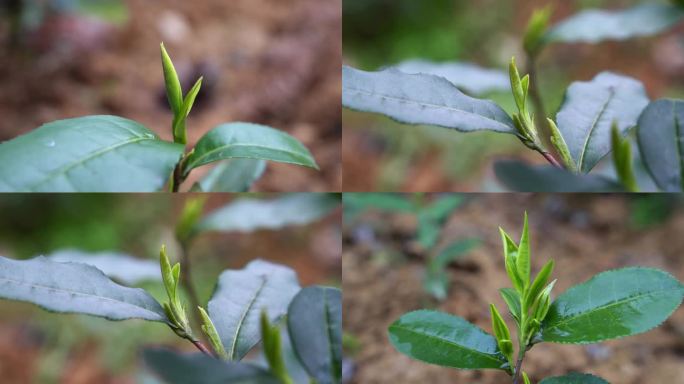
[
  {"x1": 0, "y1": 0, "x2": 341, "y2": 191},
  {"x1": 343, "y1": 194, "x2": 684, "y2": 383}
]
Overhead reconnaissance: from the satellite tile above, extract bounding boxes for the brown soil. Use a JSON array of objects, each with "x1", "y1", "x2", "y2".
[
  {"x1": 0, "y1": 0, "x2": 341, "y2": 191},
  {"x1": 343, "y1": 194, "x2": 684, "y2": 383}
]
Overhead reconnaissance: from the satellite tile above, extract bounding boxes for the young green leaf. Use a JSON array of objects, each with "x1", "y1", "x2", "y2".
[
  {"x1": 208, "y1": 260, "x2": 301, "y2": 361},
  {"x1": 524, "y1": 260, "x2": 554, "y2": 310},
  {"x1": 539, "y1": 372, "x2": 609, "y2": 384},
  {"x1": 160, "y1": 43, "x2": 183, "y2": 114},
  {"x1": 500, "y1": 228, "x2": 524, "y2": 293},
  {"x1": 191, "y1": 159, "x2": 267, "y2": 193},
  {"x1": 432, "y1": 238, "x2": 480, "y2": 269},
  {"x1": 522, "y1": 372, "x2": 531, "y2": 384},
  {"x1": 420, "y1": 195, "x2": 464, "y2": 222},
  {"x1": 489, "y1": 304, "x2": 513, "y2": 364},
  {"x1": 547, "y1": 118, "x2": 576, "y2": 173},
  {"x1": 261, "y1": 311, "x2": 293, "y2": 384},
  {"x1": 0, "y1": 116, "x2": 184, "y2": 192},
  {"x1": 611, "y1": 121, "x2": 638, "y2": 192},
  {"x1": 0, "y1": 255, "x2": 167, "y2": 322},
  {"x1": 545, "y1": 4, "x2": 684, "y2": 44},
  {"x1": 288, "y1": 286, "x2": 342, "y2": 384},
  {"x1": 390, "y1": 59, "x2": 510, "y2": 96},
  {"x1": 636, "y1": 99, "x2": 684, "y2": 192},
  {"x1": 389, "y1": 310, "x2": 509, "y2": 370},
  {"x1": 183, "y1": 123, "x2": 318, "y2": 174},
  {"x1": 516, "y1": 213, "x2": 532, "y2": 289},
  {"x1": 342, "y1": 66, "x2": 517, "y2": 134},
  {"x1": 417, "y1": 215, "x2": 440, "y2": 250},
  {"x1": 524, "y1": 7, "x2": 552, "y2": 55},
  {"x1": 542, "y1": 267, "x2": 684, "y2": 344},
  {"x1": 198, "y1": 306, "x2": 228, "y2": 360},
  {"x1": 143, "y1": 348, "x2": 279, "y2": 384},
  {"x1": 175, "y1": 197, "x2": 207, "y2": 243},
  {"x1": 172, "y1": 77, "x2": 204, "y2": 145},
  {"x1": 509, "y1": 57, "x2": 526, "y2": 113},
  {"x1": 554, "y1": 72, "x2": 649, "y2": 173},
  {"x1": 499, "y1": 288, "x2": 522, "y2": 323}
]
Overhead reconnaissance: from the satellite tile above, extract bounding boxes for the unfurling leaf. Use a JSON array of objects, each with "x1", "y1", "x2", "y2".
[
  {"x1": 388, "y1": 310, "x2": 508, "y2": 370},
  {"x1": 548, "y1": 118, "x2": 576, "y2": 173},
  {"x1": 525, "y1": 260, "x2": 554, "y2": 310},
  {"x1": 499, "y1": 288, "x2": 522, "y2": 323},
  {"x1": 160, "y1": 43, "x2": 183, "y2": 114},
  {"x1": 500, "y1": 228, "x2": 524, "y2": 293},
  {"x1": 542, "y1": 268, "x2": 684, "y2": 344},
  {"x1": 489, "y1": 304, "x2": 513, "y2": 364},
  {"x1": 198, "y1": 306, "x2": 229, "y2": 361},
  {"x1": 524, "y1": 7, "x2": 552, "y2": 55}
]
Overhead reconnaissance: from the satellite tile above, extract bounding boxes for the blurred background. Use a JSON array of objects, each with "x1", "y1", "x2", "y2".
[
  {"x1": 342, "y1": 0, "x2": 684, "y2": 191},
  {"x1": 0, "y1": 0, "x2": 341, "y2": 191},
  {"x1": 342, "y1": 193, "x2": 684, "y2": 383},
  {"x1": 0, "y1": 193, "x2": 341, "y2": 383}
]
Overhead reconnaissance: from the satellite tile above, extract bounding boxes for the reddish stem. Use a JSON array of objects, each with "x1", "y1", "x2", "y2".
[
  {"x1": 191, "y1": 338, "x2": 215, "y2": 357},
  {"x1": 539, "y1": 150, "x2": 562, "y2": 169}
]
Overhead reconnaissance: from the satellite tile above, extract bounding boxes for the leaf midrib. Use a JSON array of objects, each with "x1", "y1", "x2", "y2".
[
  {"x1": 673, "y1": 104, "x2": 684, "y2": 190},
  {"x1": 228, "y1": 276, "x2": 267, "y2": 360},
  {"x1": 28, "y1": 136, "x2": 157, "y2": 190},
  {"x1": 578, "y1": 89, "x2": 615, "y2": 171},
  {"x1": 322, "y1": 290, "x2": 340, "y2": 381},
  {"x1": 0, "y1": 274, "x2": 161, "y2": 320},
  {"x1": 390, "y1": 323, "x2": 504, "y2": 366},
  {"x1": 187, "y1": 143, "x2": 311, "y2": 172},
  {"x1": 344, "y1": 86, "x2": 511, "y2": 131},
  {"x1": 544, "y1": 287, "x2": 676, "y2": 334}
]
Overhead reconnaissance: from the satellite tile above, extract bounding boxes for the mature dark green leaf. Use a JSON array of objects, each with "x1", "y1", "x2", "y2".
[
  {"x1": 0, "y1": 116, "x2": 184, "y2": 192},
  {"x1": 391, "y1": 60, "x2": 510, "y2": 95},
  {"x1": 144, "y1": 348, "x2": 278, "y2": 384},
  {"x1": 195, "y1": 194, "x2": 339, "y2": 234},
  {"x1": 46, "y1": 250, "x2": 160, "y2": 285},
  {"x1": 636, "y1": 99, "x2": 684, "y2": 192},
  {"x1": 208, "y1": 260, "x2": 301, "y2": 361},
  {"x1": 388, "y1": 310, "x2": 508, "y2": 370},
  {"x1": 288, "y1": 286, "x2": 342, "y2": 384},
  {"x1": 0, "y1": 255, "x2": 167, "y2": 322},
  {"x1": 539, "y1": 373, "x2": 609, "y2": 384},
  {"x1": 545, "y1": 4, "x2": 684, "y2": 44},
  {"x1": 342, "y1": 66, "x2": 516, "y2": 133},
  {"x1": 542, "y1": 268, "x2": 684, "y2": 344},
  {"x1": 184, "y1": 123, "x2": 318, "y2": 173},
  {"x1": 555, "y1": 72, "x2": 649, "y2": 173},
  {"x1": 494, "y1": 160, "x2": 624, "y2": 192},
  {"x1": 192, "y1": 159, "x2": 266, "y2": 192}
]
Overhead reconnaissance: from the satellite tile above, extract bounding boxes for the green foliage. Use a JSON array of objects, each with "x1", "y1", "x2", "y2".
[
  {"x1": 0, "y1": 255, "x2": 167, "y2": 322},
  {"x1": 207, "y1": 260, "x2": 301, "y2": 361},
  {"x1": 539, "y1": 373, "x2": 609, "y2": 384},
  {"x1": 424, "y1": 239, "x2": 480, "y2": 301},
  {"x1": 637, "y1": 99, "x2": 684, "y2": 192},
  {"x1": 544, "y1": 4, "x2": 684, "y2": 44},
  {"x1": 388, "y1": 310, "x2": 508, "y2": 370},
  {"x1": 261, "y1": 312, "x2": 293, "y2": 384},
  {"x1": 288, "y1": 286, "x2": 343, "y2": 384},
  {"x1": 0, "y1": 46, "x2": 317, "y2": 192},
  {"x1": 342, "y1": 66, "x2": 516, "y2": 134},
  {"x1": 388, "y1": 213, "x2": 684, "y2": 382},
  {"x1": 611, "y1": 122, "x2": 638, "y2": 192}
]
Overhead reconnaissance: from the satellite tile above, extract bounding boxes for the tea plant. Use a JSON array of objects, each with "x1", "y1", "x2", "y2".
[
  {"x1": 342, "y1": 2, "x2": 684, "y2": 192},
  {"x1": 344, "y1": 193, "x2": 478, "y2": 300},
  {"x1": 0, "y1": 44, "x2": 318, "y2": 192},
  {"x1": 388, "y1": 213, "x2": 684, "y2": 383}
]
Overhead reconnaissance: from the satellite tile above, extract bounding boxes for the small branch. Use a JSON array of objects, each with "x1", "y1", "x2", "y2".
[
  {"x1": 538, "y1": 149, "x2": 562, "y2": 168},
  {"x1": 512, "y1": 350, "x2": 526, "y2": 384},
  {"x1": 190, "y1": 338, "x2": 215, "y2": 358}
]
